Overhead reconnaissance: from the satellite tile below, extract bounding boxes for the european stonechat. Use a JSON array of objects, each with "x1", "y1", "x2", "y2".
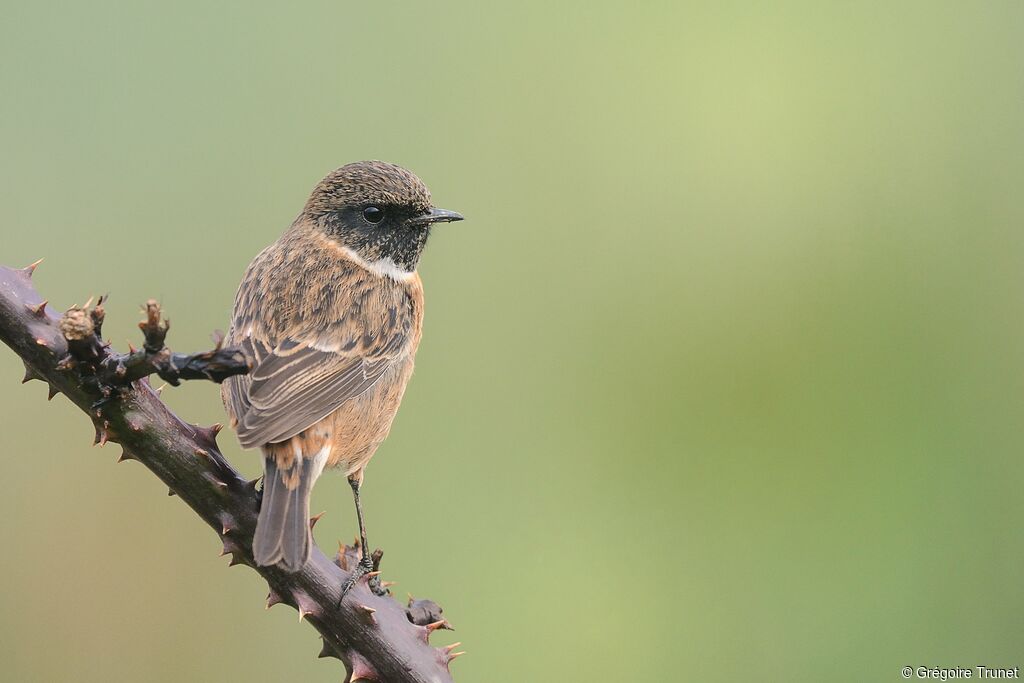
[{"x1": 222, "y1": 161, "x2": 463, "y2": 593}]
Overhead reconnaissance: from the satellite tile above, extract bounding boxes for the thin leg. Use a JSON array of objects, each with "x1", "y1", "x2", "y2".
[
  {"x1": 351, "y1": 477, "x2": 370, "y2": 562},
  {"x1": 339, "y1": 476, "x2": 387, "y2": 601}
]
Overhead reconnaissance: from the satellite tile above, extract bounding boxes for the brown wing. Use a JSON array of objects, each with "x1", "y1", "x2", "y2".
[
  {"x1": 233, "y1": 336, "x2": 401, "y2": 448},
  {"x1": 223, "y1": 335, "x2": 268, "y2": 431},
  {"x1": 222, "y1": 230, "x2": 421, "y2": 450}
]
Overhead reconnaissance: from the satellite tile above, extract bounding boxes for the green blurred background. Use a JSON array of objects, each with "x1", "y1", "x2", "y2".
[{"x1": 1, "y1": 2, "x2": 1022, "y2": 681}]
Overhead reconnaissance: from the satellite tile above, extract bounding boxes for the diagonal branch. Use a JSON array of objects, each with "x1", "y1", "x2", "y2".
[{"x1": 0, "y1": 262, "x2": 461, "y2": 683}]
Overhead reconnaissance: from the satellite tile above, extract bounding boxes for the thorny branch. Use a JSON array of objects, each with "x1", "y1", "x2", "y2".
[
  {"x1": 0, "y1": 262, "x2": 462, "y2": 683},
  {"x1": 57, "y1": 297, "x2": 249, "y2": 391}
]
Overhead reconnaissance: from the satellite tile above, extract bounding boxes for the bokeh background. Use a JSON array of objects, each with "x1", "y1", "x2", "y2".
[{"x1": 1, "y1": 2, "x2": 1022, "y2": 681}]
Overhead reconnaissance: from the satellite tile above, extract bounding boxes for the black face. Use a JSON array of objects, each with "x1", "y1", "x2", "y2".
[{"x1": 323, "y1": 203, "x2": 433, "y2": 272}]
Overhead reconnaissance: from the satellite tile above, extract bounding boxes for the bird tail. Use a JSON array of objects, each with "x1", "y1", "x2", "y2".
[{"x1": 253, "y1": 446, "x2": 327, "y2": 572}]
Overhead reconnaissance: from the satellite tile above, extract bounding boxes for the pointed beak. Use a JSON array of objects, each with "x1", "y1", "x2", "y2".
[{"x1": 409, "y1": 207, "x2": 465, "y2": 227}]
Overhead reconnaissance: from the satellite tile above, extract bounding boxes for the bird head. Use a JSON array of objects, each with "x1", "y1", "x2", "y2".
[{"x1": 302, "y1": 161, "x2": 463, "y2": 276}]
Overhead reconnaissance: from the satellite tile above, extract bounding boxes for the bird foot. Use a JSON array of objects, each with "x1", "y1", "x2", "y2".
[
  {"x1": 338, "y1": 551, "x2": 388, "y2": 605},
  {"x1": 367, "y1": 571, "x2": 387, "y2": 597}
]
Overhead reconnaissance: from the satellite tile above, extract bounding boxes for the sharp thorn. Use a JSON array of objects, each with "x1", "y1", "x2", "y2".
[
  {"x1": 381, "y1": 580, "x2": 397, "y2": 588},
  {"x1": 117, "y1": 450, "x2": 134, "y2": 463},
  {"x1": 21, "y1": 363, "x2": 42, "y2": 383},
  {"x1": 25, "y1": 300, "x2": 48, "y2": 317},
  {"x1": 309, "y1": 511, "x2": 326, "y2": 530},
  {"x1": 355, "y1": 604, "x2": 377, "y2": 624},
  {"x1": 336, "y1": 542, "x2": 350, "y2": 570},
  {"x1": 266, "y1": 589, "x2": 284, "y2": 610},
  {"x1": 155, "y1": 383, "x2": 167, "y2": 396},
  {"x1": 349, "y1": 654, "x2": 378, "y2": 682},
  {"x1": 167, "y1": 488, "x2": 177, "y2": 497},
  {"x1": 197, "y1": 424, "x2": 221, "y2": 446},
  {"x1": 448, "y1": 651, "x2": 466, "y2": 661},
  {"x1": 47, "y1": 385, "x2": 59, "y2": 400},
  {"x1": 426, "y1": 619, "x2": 453, "y2": 633},
  {"x1": 295, "y1": 592, "x2": 317, "y2": 622},
  {"x1": 193, "y1": 448, "x2": 208, "y2": 457},
  {"x1": 23, "y1": 258, "x2": 43, "y2": 276},
  {"x1": 444, "y1": 642, "x2": 463, "y2": 653},
  {"x1": 318, "y1": 639, "x2": 341, "y2": 660}
]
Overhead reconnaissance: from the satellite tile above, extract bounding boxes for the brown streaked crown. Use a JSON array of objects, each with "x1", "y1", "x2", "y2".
[{"x1": 302, "y1": 161, "x2": 432, "y2": 219}]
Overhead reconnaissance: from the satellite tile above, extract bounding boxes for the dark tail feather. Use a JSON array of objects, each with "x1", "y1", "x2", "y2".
[{"x1": 254, "y1": 454, "x2": 318, "y2": 572}]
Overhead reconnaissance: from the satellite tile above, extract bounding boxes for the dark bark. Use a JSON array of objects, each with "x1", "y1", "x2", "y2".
[{"x1": 0, "y1": 262, "x2": 461, "y2": 683}]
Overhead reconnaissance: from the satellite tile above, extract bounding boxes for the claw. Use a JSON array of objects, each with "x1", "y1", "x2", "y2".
[{"x1": 338, "y1": 558, "x2": 373, "y2": 604}]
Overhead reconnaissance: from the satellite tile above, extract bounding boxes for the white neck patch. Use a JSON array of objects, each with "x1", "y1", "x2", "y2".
[{"x1": 340, "y1": 246, "x2": 416, "y2": 282}]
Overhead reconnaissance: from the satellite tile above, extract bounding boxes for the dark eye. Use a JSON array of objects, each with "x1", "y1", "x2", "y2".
[{"x1": 362, "y1": 206, "x2": 384, "y2": 224}]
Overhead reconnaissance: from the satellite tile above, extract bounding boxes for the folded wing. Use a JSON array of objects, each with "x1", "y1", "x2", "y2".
[{"x1": 228, "y1": 332, "x2": 405, "y2": 449}]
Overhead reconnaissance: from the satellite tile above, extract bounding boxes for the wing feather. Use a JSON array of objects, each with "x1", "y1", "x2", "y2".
[{"x1": 232, "y1": 339, "x2": 402, "y2": 449}]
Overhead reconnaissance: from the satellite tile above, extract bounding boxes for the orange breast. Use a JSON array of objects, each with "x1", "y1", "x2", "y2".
[{"x1": 325, "y1": 354, "x2": 417, "y2": 476}]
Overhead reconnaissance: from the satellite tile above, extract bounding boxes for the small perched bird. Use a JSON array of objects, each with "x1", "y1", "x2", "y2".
[{"x1": 222, "y1": 161, "x2": 463, "y2": 592}]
